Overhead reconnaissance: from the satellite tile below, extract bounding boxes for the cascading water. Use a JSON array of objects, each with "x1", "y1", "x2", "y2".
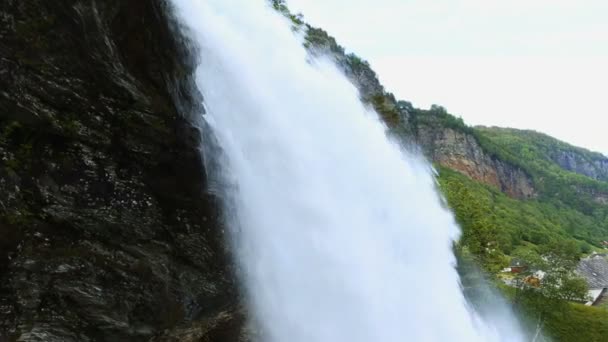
[{"x1": 169, "y1": 1, "x2": 526, "y2": 341}]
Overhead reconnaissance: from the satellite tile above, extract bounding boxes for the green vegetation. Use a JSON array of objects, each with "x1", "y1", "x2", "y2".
[
  {"x1": 440, "y1": 171, "x2": 506, "y2": 273},
  {"x1": 439, "y1": 167, "x2": 604, "y2": 255},
  {"x1": 439, "y1": 168, "x2": 608, "y2": 340},
  {"x1": 434, "y1": 118, "x2": 608, "y2": 340},
  {"x1": 411, "y1": 105, "x2": 473, "y2": 135},
  {"x1": 436, "y1": 138, "x2": 608, "y2": 340},
  {"x1": 370, "y1": 94, "x2": 401, "y2": 127},
  {"x1": 505, "y1": 291, "x2": 608, "y2": 342},
  {"x1": 271, "y1": 0, "x2": 304, "y2": 29},
  {"x1": 499, "y1": 284, "x2": 608, "y2": 341},
  {"x1": 0, "y1": 121, "x2": 35, "y2": 171},
  {"x1": 543, "y1": 304, "x2": 608, "y2": 342},
  {"x1": 303, "y1": 26, "x2": 345, "y2": 55}
]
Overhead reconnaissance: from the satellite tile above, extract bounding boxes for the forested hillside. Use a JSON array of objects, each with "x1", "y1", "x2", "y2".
[{"x1": 439, "y1": 123, "x2": 608, "y2": 256}]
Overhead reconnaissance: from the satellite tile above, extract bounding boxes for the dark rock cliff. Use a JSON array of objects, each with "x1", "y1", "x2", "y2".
[{"x1": 0, "y1": 1, "x2": 242, "y2": 341}]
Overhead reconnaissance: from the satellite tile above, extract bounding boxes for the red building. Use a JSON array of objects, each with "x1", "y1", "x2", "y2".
[{"x1": 509, "y1": 259, "x2": 526, "y2": 273}]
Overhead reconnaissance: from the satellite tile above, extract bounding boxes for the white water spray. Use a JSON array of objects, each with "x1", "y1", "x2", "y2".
[{"x1": 169, "y1": 1, "x2": 526, "y2": 341}]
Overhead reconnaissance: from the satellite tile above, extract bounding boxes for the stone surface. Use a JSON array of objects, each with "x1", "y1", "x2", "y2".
[
  {"x1": 552, "y1": 150, "x2": 608, "y2": 182},
  {"x1": 417, "y1": 125, "x2": 536, "y2": 199},
  {"x1": 0, "y1": 0, "x2": 243, "y2": 341}
]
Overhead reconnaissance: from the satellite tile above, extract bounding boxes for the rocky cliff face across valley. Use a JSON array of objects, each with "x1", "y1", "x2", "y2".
[
  {"x1": 416, "y1": 125, "x2": 535, "y2": 199},
  {"x1": 552, "y1": 150, "x2": 608, "y2": 182},
  {"x1": 0, "y1": 1, "x2": 244, "y2": 341}
]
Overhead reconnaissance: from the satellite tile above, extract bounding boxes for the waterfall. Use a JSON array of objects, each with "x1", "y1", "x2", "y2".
[{"x1": 169, "y1": 1, "x2": 526, "y2": 341}]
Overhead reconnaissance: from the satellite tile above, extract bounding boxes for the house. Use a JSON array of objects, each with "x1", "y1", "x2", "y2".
[
  {"x1": 501, "y1": 258, "x2": 528, "y2": 275},
  {"x1": 575, "y1": 254, "x2": 608, "y2": 306},
  {"x1": 509, "y1": 258, "x2": 526, "y2": 274}
]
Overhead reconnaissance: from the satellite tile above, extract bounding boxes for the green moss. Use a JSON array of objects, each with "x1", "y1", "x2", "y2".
[
  {"x1": 14, "y1": 15, "x2": 57, "y2": 71},
  {"x1": 370, "y1": 94, "x2": 400, "y2": 128},
  {"x1": 4, "y1": 209, "x2": 34, "y2": 226},
  {"x1": 0, "y1": 121, "x2": 22, "y2": 141},
  {"x1": 1, "y1": 121, "x2": 34, "y2": 171},
  {"x1": 411, "y1": 105, "x2": 473, "y2": 135},
  {"x1": 15, "y1": 15, "x2": 56, "y2": 40},
  {"x1": 6, "y1": 142, "x2": 34, "y2": 171},
  {"x1": 5, "y1": 158, "x2": 20, "y2": 171},
  {"x1": 271, "y1": 0, "x2": 304, "y2": 30},
  {"x1": 304, "y1": 27, "x2": 345, "y2": 55},
  {"x1": 60, "y1": 118, "x2": 80, "y2": 137}
]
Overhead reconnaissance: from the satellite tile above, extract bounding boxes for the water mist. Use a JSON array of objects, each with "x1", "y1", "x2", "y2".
[{"x1": 169, "y1": 1, "x2": 526, "y2": 341}]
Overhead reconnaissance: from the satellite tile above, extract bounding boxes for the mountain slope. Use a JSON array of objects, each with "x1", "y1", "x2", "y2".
[
  {"x1": 413, "y1": 108, "x2": 536, "y2": 199},
  {"x1": 472, "y1": 127, "x2": 608, "y2": 245},
  {"x1": 476, "y1": 127, "x2": 608, "y2": 209},
  {"x1": 479, "y1": 127, "x2": 608, "y2": 182}
]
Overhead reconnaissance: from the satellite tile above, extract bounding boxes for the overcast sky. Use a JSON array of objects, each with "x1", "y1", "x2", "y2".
[{"x1": 287, "y1": 0, "x2": 608, "y2": 155}]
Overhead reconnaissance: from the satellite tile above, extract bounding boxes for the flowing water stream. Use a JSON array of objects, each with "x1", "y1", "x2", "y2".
[{"x1": 169, "y1": 1, "x2": 526, "y2": 341}]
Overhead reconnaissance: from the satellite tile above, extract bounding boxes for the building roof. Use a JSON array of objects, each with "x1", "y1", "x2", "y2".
[
  {"x1": 510, "y1": 258, "x2": 525, "y2": 268},
  {"x1": 576, "y1": 255, "x2": 608, "y2": 289}
]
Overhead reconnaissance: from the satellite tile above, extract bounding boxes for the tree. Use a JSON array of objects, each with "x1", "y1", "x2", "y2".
[{"x1": 440, "y1": 177, "x2": 505, "y2": 273}]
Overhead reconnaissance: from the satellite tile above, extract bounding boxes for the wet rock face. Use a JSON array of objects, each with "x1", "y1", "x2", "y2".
[
  {"x1": 0, "y1": 0, "x2": 242, "y2": 341},
  {"x1": 417, "y1": 126, "x2": 536, "y2": 199}
]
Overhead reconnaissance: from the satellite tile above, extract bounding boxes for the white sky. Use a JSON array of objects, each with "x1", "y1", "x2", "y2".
[{"x1": 286, "y1": 0, "x2": 608, "y2": 154}]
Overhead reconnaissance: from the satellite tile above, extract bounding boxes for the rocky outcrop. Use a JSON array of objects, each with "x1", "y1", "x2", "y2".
[
  {"x1": 303, "y1": 26, "x2": 413, "y2": 134},
  {"x1": 0, "y1": 1, "x2": 242, "y2": 341},
  {"x1": 552, "y1": 150, "x2": 608, "y2": 182},
  {"x1": 417, "y1": 125, "x2": 535, "y2": 199}
]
